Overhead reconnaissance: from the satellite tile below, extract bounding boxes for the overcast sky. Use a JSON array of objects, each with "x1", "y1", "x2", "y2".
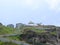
[{"x1": 0, "y1": 0, "x2": 60, "y2": 26}]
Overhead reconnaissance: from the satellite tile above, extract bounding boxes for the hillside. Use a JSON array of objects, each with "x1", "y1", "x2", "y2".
[{"x1": 0, "y1": 25, "x2": 14, "y2": 35}]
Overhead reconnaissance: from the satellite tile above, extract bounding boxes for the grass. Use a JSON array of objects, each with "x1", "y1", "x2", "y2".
[
  {"x1": 50, "y1": 31, "x2": 57, "y2": 35},
  {"x1": 22, "y1": 27, "x2": 46, "y2": 34},
  {"x1": 0, "y1": 25, "x2": 15, "y2": 35}
]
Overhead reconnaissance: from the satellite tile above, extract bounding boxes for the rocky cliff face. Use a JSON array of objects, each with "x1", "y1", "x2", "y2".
[{"x1": 19, "y1": 30, "x2": 57, "y2": 45}]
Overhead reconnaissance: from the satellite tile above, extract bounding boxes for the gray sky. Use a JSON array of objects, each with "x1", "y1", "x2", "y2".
[{"x1": 0, "y1": 0, "x2": 60, "y2": 26}]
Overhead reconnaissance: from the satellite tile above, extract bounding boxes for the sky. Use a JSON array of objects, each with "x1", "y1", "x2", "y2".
[{"x1": 0, "y1": 0, "x2": 60, "y2": 26}]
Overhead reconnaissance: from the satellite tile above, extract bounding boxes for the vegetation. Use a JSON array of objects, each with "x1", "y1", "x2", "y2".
[
  {"x1": 0, "y1": 25, "x2": 14, "y2": 35},
  {"x1": 22, "y1": 27, "x2": 46, "y2": 34},
  {"x1": 0, "y1": 41, "x2": 18, "y2": 45},
  {"x1": 0, "y1": 22, "x2": 58, "y2": 45},
  {"x1": 6, "y1": 36, "x2": 20, "y2": 41},
  {"x1": 19, "y1": 30, "x2": 49, "y2": 45},
  {"x1": 50, "y1": 31, "x2": 56, "y2": 35}
]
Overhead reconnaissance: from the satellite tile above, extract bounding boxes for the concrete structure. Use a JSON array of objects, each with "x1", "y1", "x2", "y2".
[
  {"x1": 16, "y1": 23, "x2": 25, "y2": 29},
  {"x1": 7, "y1": 24, "x2": 14, "y2": 28}
]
